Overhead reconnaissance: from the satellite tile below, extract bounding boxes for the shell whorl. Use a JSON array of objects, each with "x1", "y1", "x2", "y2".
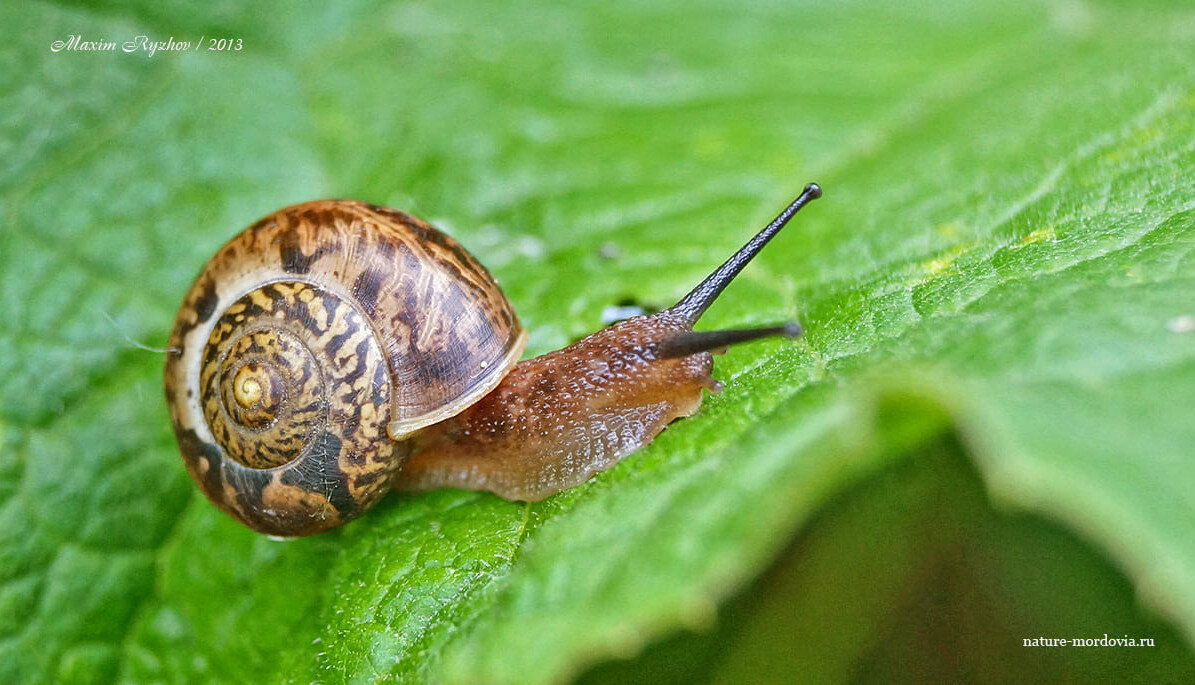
[{"x1": 164, "y1": 200, "x2": 527, "y2": 536}]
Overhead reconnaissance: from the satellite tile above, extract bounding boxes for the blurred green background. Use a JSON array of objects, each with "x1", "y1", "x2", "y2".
[{"x1": 2, "y1": 0, "x2": 1194, "y2": 682}]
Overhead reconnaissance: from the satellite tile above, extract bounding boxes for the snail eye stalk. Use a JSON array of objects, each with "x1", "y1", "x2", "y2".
[
  {"x1": 669, "y1": 182, "x2": 821, "y2": 324},
  {"x1": 655, "y1": 323, "x2": 803, "y2": 359}
]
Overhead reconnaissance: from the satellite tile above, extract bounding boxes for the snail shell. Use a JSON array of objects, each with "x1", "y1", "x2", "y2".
[{"x1": 164, "y1": 201, "x2": 526, "y2": 536}]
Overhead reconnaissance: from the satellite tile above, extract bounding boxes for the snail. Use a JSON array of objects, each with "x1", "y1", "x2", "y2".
[{"x1": 165, "y1": 183, "x2": 822, "y2": 536}]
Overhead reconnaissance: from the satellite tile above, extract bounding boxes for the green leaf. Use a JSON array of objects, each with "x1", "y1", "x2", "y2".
[{"x1": 3, "y1": 0, "x2": 1194, "y2": 682}]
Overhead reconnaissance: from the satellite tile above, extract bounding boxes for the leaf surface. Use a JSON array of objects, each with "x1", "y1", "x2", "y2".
[{"x1": 2, "y1": 0, "x2": 1193, "y2": 682}]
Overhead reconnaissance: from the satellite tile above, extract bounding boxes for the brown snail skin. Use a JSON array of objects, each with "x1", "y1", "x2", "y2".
[{"x1": 165, "y1": 183, "x2": 822, "y2": 536}]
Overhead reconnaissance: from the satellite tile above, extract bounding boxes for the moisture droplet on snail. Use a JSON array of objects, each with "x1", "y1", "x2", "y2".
[{"x1": 164, "y1": 183, "x2": 823, "y2": 536}]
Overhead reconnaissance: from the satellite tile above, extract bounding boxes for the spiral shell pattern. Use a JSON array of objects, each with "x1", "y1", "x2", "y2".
[{"x1": 165, "y1": 201, "x2": 527, "y2": 536}]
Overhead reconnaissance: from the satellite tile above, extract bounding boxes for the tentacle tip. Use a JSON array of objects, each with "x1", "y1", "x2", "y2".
[
  {"x1": 804, "y1": 183, "x2": 822, "y2": 200},
  {"x1": 782, "y1": 321, "x2": 804, "y2": 338}
]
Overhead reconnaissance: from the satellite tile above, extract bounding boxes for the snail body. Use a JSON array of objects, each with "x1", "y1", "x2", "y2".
[{"x1": 166, "y1": 185, "x2": 821, "y2": 536}]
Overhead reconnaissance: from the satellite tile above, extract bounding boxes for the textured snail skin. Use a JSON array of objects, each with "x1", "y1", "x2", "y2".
[
  {"x1": 164, "y1": 201, "x2": 526, "y2": 536},
  {"x1": 394, "y1": 312, "x2": 718, "y2": 500}
]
